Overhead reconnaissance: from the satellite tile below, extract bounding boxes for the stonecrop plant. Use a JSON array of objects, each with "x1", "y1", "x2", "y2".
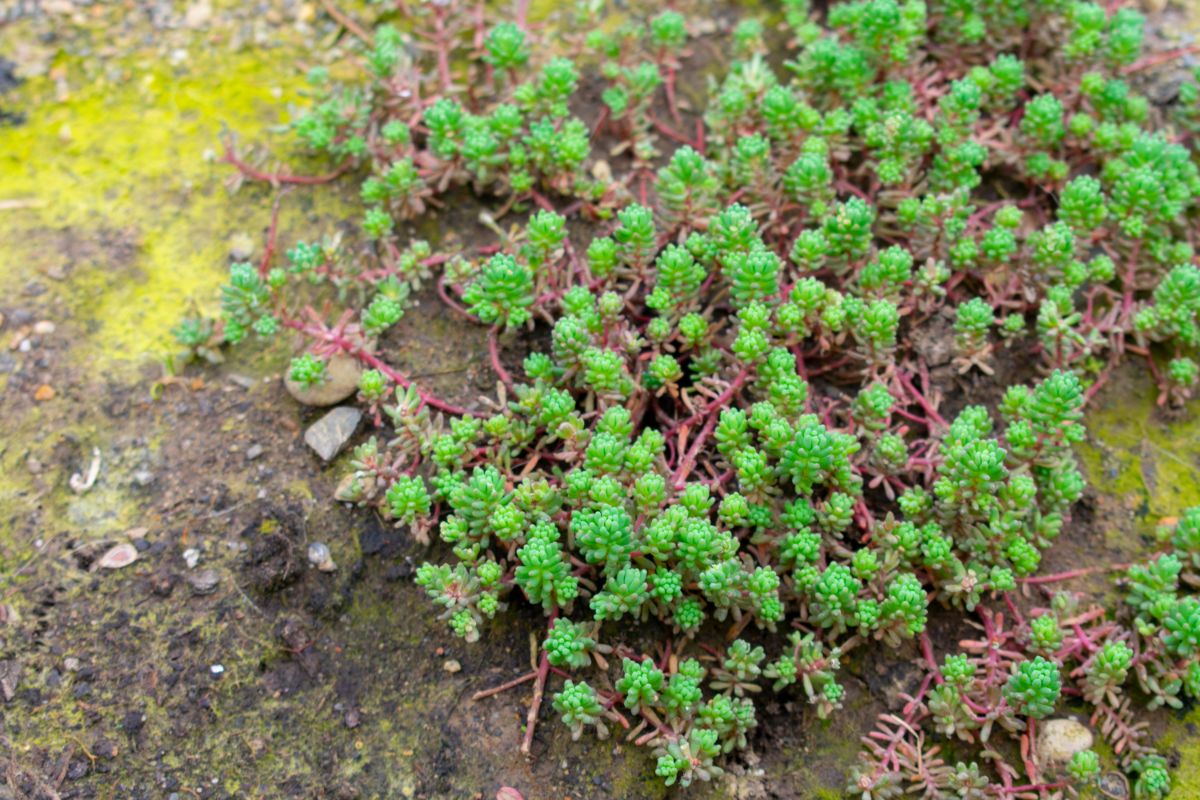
[{"x1": 189, "y1": 0, "x2": 1200, "y2": 794}]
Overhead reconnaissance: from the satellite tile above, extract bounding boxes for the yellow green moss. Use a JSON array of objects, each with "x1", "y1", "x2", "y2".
[
  {"x1": 1077, "y1": 368, "x2": 1200, "y2": 548},
  {"x1": 0, "y1": 9, "x2": 356, "y2": 575},
  {"x1": 1152, "y1": 707, "x2": 1200, "y2": 799},
  {"x1": 0, "y1": 31, "x2": 357, "y2": 377}
]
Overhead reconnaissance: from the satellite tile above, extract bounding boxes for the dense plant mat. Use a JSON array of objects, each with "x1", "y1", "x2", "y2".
[{"x1": 185, "y1": 0, "x2": 1200, "y2": 794}]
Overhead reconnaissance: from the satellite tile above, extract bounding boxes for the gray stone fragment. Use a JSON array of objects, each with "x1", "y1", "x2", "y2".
[
  {"x1": 304, "y1": 406, "x2": 361, "y2": 462},
  {"x1": 0, "y1": 660, "x2": 21, "y2": 701},
  {"x1": 187, "y1": 568, "x2": 221, "y2": 596}
]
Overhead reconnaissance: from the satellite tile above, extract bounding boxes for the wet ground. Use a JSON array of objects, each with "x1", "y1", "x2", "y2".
[{"x1": 3, "y1": 1, "x2": 1200, "y2": 798}]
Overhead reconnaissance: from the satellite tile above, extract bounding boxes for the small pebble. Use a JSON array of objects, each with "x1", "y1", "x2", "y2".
[
  {"x1": 1035, "y1": 718, "x2": 1094, "y2": 769},
  {"x1": 132, "y1": 470, "x2": 156, "y2": 487},
  {"x1": 210, "y1": 664, "x2": 225, "y2": 675},
  {"x1": 228, "y1": 231, "x2": 254, "y2": 260},
  {"x1": 303, "y1": 406, "x2": 362, "y2": 461},
  {"x1": 1098, "y1": 771, "x2": 1130, "y2": 799},
  {"x1": 285, "y1": 353, "x2": 363, "y2": 407},
  {"x1": 307, "y1": 542, "x2": 337, "y2": 572},
  {"x1": 187, "y1": 568, "x2": 220, "y2": 595},
  {"x1": 96, "y1": 543, "x2": 138, "y2": 570},
  {"x1": 63, "y1": 657, "x2": 80, "y2": 672},
  {"x1": 33, "y1": 320, "x2": 55, "y2": 335},
  {"x1": 443, "y1": 659, "x2": 462, "y2": 674},
  {"x1": 0, "y1": 660, "x2": 22, "y2": 702},
  {"x1": 183, "y1": 548, "x2": 200, "y2": 569},
  {"x1": 246, "y1": 444, "x2": 264, "y2": 461}
]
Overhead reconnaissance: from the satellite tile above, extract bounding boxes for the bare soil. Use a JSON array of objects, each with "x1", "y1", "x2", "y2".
[{"x1": 2, "y1": 2, "x2": 1200, "y2": 799}]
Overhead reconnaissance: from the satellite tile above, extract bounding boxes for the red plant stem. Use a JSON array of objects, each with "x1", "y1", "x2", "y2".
[
  {"x1": 703, "y1": 469, "x2": 734, "y2": 489},
  {"x1": 1073, "y1": 623, "x2": 1098, "y2": 653},
  {"x1": 646, "y1": 112, "x2": 696, "y2": 147},
  {"x1": 1084, "y1": 365, "x2": 1115, "y2": 403},
  {"x1": 285, "y1": 318, "x2": 477, "y2": 417},
  {"x1": 1022, "y1": 719, "x2": 1040, "y2": 786},
  {"x1": 893, "y1": 405, "x2": 935, "y2": 428},
  {"x1": 1019, "y1": 563, "x2": 1130, "y2": 585},
  {"x1": 222, "y1": 144, "x2": 351, "y2": 186},
  {"x1": 1061, "y1": 608, "x2": 1109, "y2": 628},
  {"x1": 257, "y1": 191, "x2": 287, "y2": 278},
  {"x1": 354, "y1": 343, "x2": 475, "y2": 416},
  {"x1": 673, "y1": 405, "x2": 721, "y2": 488},
  {"x1": 472, "y1": 0, "x2": 486, "y2": 50},
  {"x1": 488, "y1": 327, "x2": 514, "y2": 388},
  {"x1": 471, "y1": 670, "x2": 537, "y2": 700},
  {"x1": 805, "y1": 356, "x2": 851, "y2": 377},
  {"x1": 1004, "y1": 782, "x2": 1069, "y2": 794},
  {"x1": 670, "y1": 369, "x2": 750, "y2": 488},
  {"x1": 319, "y1": 0, "x2": 373, "y2": 45},
  {"x1": 965, "y1": 195, "x2": 1041, "y2": 232},
  {"x1": 853, "y1": 498, "x2": 875, "y2": 532},
  {"x1": 896, "y1": 371, "x2": 948, "y2": 429},
  {"x1": 1121, "y1": 43, "x2": 1200, "y2": 75},
  {"x1": 521, "y1": 610, "x2": 559, "y2": 755},
  {"x1": 663, "y1": 64, "x2": 683, "y2": 125},
  {"x1": 961, "y1": 693, "x2": 993, "y2": 717},
  {"x1": 432, "y1": 8, "x2": 454, "y2": 93},
  {"x1": 529, "y1": 189, "x2": 557, "y2": 212},
  {"x1": 835, "y1": 180, "x2": 870, "y2": 201},
  {"x1": 436, "y1": 276, "x2": 476, "y2": 321},
  {"x1": 1003, "y1": 593, "x2": 1026, "y2": 628},
  {"x1": 919, "y1": 632, "x2": 943, "y2": 683},
  {"x1": 591, "y1": 105, "x2": 611, "y2": 138},
  {"x1": 904, "y1": 672, "x2": 935, "y2": 716}
]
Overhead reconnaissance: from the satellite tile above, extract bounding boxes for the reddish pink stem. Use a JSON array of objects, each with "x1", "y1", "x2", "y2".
[
  {"x1": 1019, "y1": 564, "x2": 1130, "y2": 585},
  {"x1": 488, "y1": 327, "x2": 514, "y2": 388},
  {"x1": 285, "y1": 318, "x2": 477, "y2": 417},
  {"x1": 670, "y1": 369, "x2": 750, "y2": 488},
  {"x1": 223, "y1": 144, "x2": 351, "y2": 186}
]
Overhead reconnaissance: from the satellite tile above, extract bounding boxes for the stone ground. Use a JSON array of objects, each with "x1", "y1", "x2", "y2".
[{"x1": 2, "y1": 1, "x2": 1200, "y2": 798}]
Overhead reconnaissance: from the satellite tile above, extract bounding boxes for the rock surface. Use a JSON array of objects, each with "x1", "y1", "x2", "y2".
[
  {"x1": 304, "y1": 406, "x2": 362, "y2": 462},
  {"x1": 186, "y1": 568, "x2": 221, "y2": 596},
  {"x1": 0, "y1": 660, "x2": 21, "y2": 702},
  {"x1": 1035, "y1": 718, "x2": 1094, "y2": 769},
  {"x1": 284, "y1": 353, "x2": 362, "y2": 407}
]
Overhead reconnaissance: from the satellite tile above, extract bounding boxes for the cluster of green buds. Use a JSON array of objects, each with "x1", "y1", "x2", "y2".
[{"x1": 207, "y1": 0, "x2": 1200, "y2": 792}]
